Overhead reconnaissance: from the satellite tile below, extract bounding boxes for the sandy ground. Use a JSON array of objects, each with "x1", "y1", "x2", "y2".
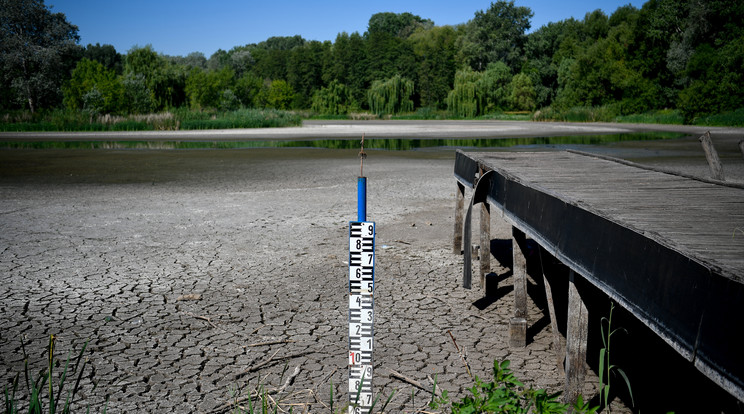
[{"x1": 1, "y1": 121, "x2": 743, "y2": 413}]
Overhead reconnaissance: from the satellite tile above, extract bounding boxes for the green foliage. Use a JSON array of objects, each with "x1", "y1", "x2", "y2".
[
  {"x1": 390, "y1": 106, "x2": 448, "y2": 120},
  {"x1": 448, "y1": 360, "x2": 598, "y2": 414},
  {"x1": 446, "y1": 63, "x2": 513, "y2": 117},
  {"x1": 325, "y1": 32, "x2": 369, "y2": 106},
  {"x1": 367, "y1": 12, "x2": 433, "y2": 38},
  {"x1": 366, "y1": 31, "x2": 416, "y2": 85},
  {"x1": 178, "y1": 108, "x2": 301, "y2": 129},
  {"x1": 367, "y1": 75, "x2": 414, "y2": 115},
  {"x1": 692, "y1": 108, "x2": 744, "y2": 127},
  {"x1": 4, "y1": 0, "x2": 743, "y2": 123},
  {"x1": 2, "y1": 335, "x2": 105, "y2": 414},
  {"x1": 287, "y1": 40, "x2": 329, "y2": 109},
  {"x1": 598, "y1": 302, "x2": 634, "y2": 412},
  {"x1": 125, "y1": 45, "x2": 187, "y2": 110},
  {"x1": 409, "y1": 25, "x2": 458, "y2": 109},
  {"x1": 509, "y1": 73, "x2": 536, "y2": 111},
  {"x1": 122, "y1": 73, "x2": 155, "y2": 114},
  {"x1": 83, "y1": 43, "x2": 122, "y2": 74},
  {"x1": 0, "y1": 108, "x2": 300, "y2": 132},
  {"x1": 0, "y1": 0, "x2": 81, "y2": 113},
  {"x1": 457, "y1": 0, "x2": 533, "y2": 71},
  {"x1": 185, "y1": 66, "x2": 236, "y2": 110},
  {"x1": 534, "y1": 105, "x2": 619, "y2": 122},
  {"x1": 479, "y1": 62, "x2": 513, "y2": 112},
  {"x1": 677, "y1": 36, "x2": 744, "y2": 122},
  {"x1": 234, "y1": 73, "x2": 263, "y2": 108},
  {"x1": 257, "y1": 80, "x2": 295, "y2": 110},
  {"x1": 447, "y1": 68, "x2": 481, "y2": 118},
  {"x1": 82, "y1": 87, "x2": 104, "y2": 119},
  {"x1": 615, "y1": 109, "x2": 684, "y2": 125},
  {"x1": 311, "y1": 80, "x2": 355, "y2": 115},
  {"x1": 63, "y1": 58, "x2": 123, "y2": 114}
]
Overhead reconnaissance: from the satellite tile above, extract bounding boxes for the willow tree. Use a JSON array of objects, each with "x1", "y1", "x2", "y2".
[
  {"x1": 509, "y1": 72, "x2": 536, "y2": 111},
  {"x1": 311, "y1": 80, "x2": 354, "y2": 115},
  {"x1": 367, "y1": 75, "x2": 414, "y2": 115},
  {"x1": 446, "y1": 68, "x2": 481, "y2": 118}
]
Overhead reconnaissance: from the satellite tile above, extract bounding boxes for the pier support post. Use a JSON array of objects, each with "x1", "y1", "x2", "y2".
[
  {"x1": 509, "y1": 226, "x2": 528, "y2": 347},
  {"x1": 539, "y1": 247, "x2": 565, "y2": 373},
  {"x1": 699, "y1": 131, "x2": 726, "y2": 181},
  {"x1": 564, "y1": 270, "x2": 589, "y2": 405},
  {"x1": 453, "y1": 182, "x2": 465, "y2": 254},
  {"x1": 479, "y1": 172, "x2": 491, "y2": 290},
  {"x1": 739, "y1": 139, "x2": 744, "y2": 160}
]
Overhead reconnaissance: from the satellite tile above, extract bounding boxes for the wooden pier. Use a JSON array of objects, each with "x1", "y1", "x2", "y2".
[{"x1": 453, "y1": 149, "x2": 744, "y2": 403}]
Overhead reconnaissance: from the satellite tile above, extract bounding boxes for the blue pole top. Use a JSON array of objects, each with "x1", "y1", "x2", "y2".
[{"x1": 358, "y1": 176, "x2": 367, "y2": 222}]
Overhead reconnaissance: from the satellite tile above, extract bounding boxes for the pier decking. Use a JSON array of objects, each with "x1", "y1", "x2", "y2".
[{"x1": 454, "y1": 149, "x2": 744, "y2": 402}]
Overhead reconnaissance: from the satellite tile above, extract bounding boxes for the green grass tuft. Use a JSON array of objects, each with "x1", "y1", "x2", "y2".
[{"x1": 3, "y1": 335, "x2": 105, "y2": 414}]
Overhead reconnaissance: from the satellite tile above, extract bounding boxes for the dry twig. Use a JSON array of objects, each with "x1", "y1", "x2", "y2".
[
  {"x1": 448, "y1": 330, "x2": 473, "y2": 379},
  {"x1": 235, "y1": 350, "x2": 312, "y2": 378},
  {"x1": 388, "y1": 369, "x2": 428, "y2": 392}
]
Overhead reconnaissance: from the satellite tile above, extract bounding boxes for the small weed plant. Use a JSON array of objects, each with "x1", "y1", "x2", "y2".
[
  {"x1": 3, "y1": 335, "x2": 105, "y2": 414},
  {"x1": 430, "y1": 360, "x2": 598, "y2": 414},
  {"x1": 598, "y1": 302, "x2": 634, "y2": 412}
]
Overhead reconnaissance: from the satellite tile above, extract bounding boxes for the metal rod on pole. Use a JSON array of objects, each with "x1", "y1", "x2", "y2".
[{"x1": 358, "y1": 134, "x2": 367, "y2": 222}]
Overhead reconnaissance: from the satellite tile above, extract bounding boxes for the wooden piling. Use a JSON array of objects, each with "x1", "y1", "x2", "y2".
[
  {"x1": 739, "y1": 139, "x2": 744, "y2": 160},
  {"x1": 453, "y1": 181, "x2": 465, "y2": 254},
  {"x1": 564, "y1": 270, "x2": 588, "y2": 405},
  {"x1": 539, "y1": 247, "x2": 565, "y2": 373},
  {"x1": 699, "y1": 131, "x2": 725, "y2": 181},
  {"x1": 510, "y1": 226, "x2": 528, "y2": 347},
  {"x1": 479, "y1": 194, "x2": 491, "y2": 290}
]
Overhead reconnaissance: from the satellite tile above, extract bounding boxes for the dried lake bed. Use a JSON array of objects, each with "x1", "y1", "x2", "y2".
[{"x1": 1, "y1": 121, "x2": 743, "y2": 412}]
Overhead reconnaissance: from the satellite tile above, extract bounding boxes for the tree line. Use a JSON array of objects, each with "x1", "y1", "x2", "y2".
[{"x1": 2, "y1": 0, "x2": 742, "y2": 123}]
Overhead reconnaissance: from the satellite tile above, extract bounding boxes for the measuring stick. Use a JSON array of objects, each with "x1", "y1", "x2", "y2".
[{"x1": 348, "y1": 135, "x2": 375, "y2": 414}]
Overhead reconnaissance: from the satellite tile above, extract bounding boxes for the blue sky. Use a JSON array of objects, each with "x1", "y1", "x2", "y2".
[{"x1": 49, "y1": 0, "x2": 640, "y2": 57}]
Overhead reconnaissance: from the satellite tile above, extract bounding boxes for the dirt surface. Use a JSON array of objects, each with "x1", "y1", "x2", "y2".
[
  {"x1": 0, "y1": 146, "x2": 608, "y2": 413},
  {"x1": 1, "y1": 121, "x2": 743, "y2": 413}
]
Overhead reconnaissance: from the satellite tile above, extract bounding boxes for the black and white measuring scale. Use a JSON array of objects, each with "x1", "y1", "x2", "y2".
[{"x1": 347, "y1": 137, "x2": 375, "y2": 414}]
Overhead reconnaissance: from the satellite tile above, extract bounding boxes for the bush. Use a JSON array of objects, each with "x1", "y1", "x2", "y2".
[
  {"x1": 533, "y1": 105, "x2": 619, "y2": 122},
  {"x1": 0, "y1": 108, "x2": 301, "y2": 131},
  {"x1": 693, "y1": 108, "x2": 744, "y2": 127},
  {"x1": 615, "y1": 109, "x2": 684, "y2": 125}
]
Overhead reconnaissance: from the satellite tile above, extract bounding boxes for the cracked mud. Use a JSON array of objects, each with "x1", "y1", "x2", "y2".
[{"x1": 1, "y1": 148, "x2": 606, "y2": 413}]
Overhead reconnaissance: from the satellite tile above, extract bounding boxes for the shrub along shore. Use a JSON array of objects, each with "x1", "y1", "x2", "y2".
[{"x1": 1, "y1": 106, "x2": 742, "y2": 133}]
